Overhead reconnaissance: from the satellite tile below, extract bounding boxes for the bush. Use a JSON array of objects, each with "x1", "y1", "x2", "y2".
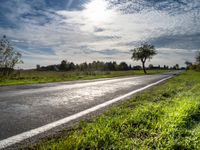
[{"x1": 190, "y1": 64, "x2": 200, "y2": 71}]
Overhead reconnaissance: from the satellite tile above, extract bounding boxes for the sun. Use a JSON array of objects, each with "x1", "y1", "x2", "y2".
[{"x1": 84, "y1": 0, "x2": 110, "y2": 25}]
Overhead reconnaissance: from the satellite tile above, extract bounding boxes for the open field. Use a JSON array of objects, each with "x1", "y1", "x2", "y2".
[
  {"x1": 0, "y1": 70, "x2": 173, "y2": 86},
  {"x1": 29, "y1": 70, "x2": 200, "y2": 150}
]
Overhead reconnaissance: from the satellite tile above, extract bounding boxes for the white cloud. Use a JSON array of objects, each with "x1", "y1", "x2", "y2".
[{"x1": 0, "y1": 0, "x2": 199, "y2": 68}]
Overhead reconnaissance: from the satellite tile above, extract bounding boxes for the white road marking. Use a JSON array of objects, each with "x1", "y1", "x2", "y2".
[{"x1": 0, "y1": 76, "x2": 172, "y2": 149}]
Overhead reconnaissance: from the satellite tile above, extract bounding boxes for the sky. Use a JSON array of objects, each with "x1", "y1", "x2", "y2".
[{"x1": 0, "y1": 0, "x2": 200, "y2": 69}]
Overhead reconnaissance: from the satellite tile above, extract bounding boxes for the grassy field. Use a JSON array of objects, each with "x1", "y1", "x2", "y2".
[
  {"x1": 30, "y1": 70, "x2": 200, "y2": 150},
  {"x1": 0, "y1": 69, "x2": 172, "y2": 86}
]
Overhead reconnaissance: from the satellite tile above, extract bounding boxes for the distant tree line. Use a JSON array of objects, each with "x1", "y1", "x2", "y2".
[
  {"x1": 36, "y1": 60, "x2": 182, "y2": 72},
  {"x1": 36, "y1": 60, "x2": 133, "y2": 72}
]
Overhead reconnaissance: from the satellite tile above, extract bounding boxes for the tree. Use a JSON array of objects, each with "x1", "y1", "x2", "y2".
[
  {"x1": 196, "y1": 51, "x2": 200, "y2": 64},
  {"x1": 0, "y1": 35, "x2": 23, "y2": 76},
  {"x1": 60, "y1": 60, "x2": 67, "y2": 71},
  {"x1": 118, "y1": 62, "x2": 129, "y2": 71},
  {"x1": 175, "y1": 64, "x2": 179, "y2": 70},
  {"x1": 36, "y1": 64, "x2": 40, "y2": 70},
  {"x1": 148, "y1": 64, "x2": 154, "y2": 69},
  {"x1": 131, "y1": 43, "x2": 157, "y2": 74},
  {"x1": 69, "y1": 62, "x2": 75, "y2": 70},
  {"x1": 185, "y1": 61, "x2": 192, "y2": 69}
]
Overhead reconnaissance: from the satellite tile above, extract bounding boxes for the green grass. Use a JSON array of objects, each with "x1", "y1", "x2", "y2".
[
  {"x1": 0, "y1": 69, "x2": 172, "y2": 86},
  {"x1": 30, "y1": 70, "x2": 200, "y2": 150}
]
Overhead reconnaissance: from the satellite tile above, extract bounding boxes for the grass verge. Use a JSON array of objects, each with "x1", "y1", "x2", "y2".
[
  {"x1": 0, "y1": 70, "x2": 172, "y2": 86},
  {"x1": 31, "y1": 70, "x2": 200, "y2": 150}
]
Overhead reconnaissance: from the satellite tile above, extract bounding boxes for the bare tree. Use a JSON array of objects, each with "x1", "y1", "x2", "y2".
[
  {"x1": 0, "y1": 35, "x2": 23, "y2": 76},
  {"x1": 131, "y1": 43, "x2": 157, "y2": 74}
]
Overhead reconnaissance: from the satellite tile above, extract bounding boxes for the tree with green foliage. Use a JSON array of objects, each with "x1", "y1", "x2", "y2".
[
  {"x1": 60, "y1": 60, "x2": 67, "y2": 71},
  {"x1": 191, "y1": 51, "x2": 200, "y2": 71},
  {"x1": 39, "y1": 61, "x2": 132, "y2": 72},
  {"x1": 131, "y1": 43, "x2": 157, "y2": 74},
  {"x1": 175, "y1": 64, "x2": 179, "y2": 70},
  {"x1": 185, "y1": 61, "x2": 192, "y2": 70},
  {"x1": 118, "y1": 62, "x2": 129, "y2": 71},
  {"x1": 0, "y1": 35, "x2": 23, "y2": 76}
]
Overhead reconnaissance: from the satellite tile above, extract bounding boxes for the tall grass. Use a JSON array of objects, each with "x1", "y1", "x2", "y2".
[
  {"x1": 0, "y1": 70, "x2": 172, "y2": 86},
  {"x1": 33, "y1": 71, "x2": 200, "y2": 150}
]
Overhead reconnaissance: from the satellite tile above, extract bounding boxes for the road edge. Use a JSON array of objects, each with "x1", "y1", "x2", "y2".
[{"x1": 0, "y1": 76, "x2": 173, "y2": 149}]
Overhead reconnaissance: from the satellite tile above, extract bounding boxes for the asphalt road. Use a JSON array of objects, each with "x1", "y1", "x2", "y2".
[{"x1": 0, "y1": 71, "x2": 181, "y2": 148}]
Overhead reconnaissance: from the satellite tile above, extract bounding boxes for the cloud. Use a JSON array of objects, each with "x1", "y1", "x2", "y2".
[
  {"x1": 152, "y1": 48, "x2": 197, "y2": 66},
  {"x1": 149, "y1": 33, "x2": 200, "y2": 50},
  {"x1": 119, "y1": 33, "x2": 200, "y2": 50},
  {"x1": 107, "y1": 0, "x2": 200, "y2": 15},
  {"x1": 94, "y1": 27, "x2": 105, "y2": 32},
  {"x1": 82, "y1": 47, "x2": 129, "y2": 56},
  {"x1": 96, "y1": 49, "x2": 129, "y2": 55},
  {"x1": 0, "y1": 0, "x2": 199, "y2": 68}
]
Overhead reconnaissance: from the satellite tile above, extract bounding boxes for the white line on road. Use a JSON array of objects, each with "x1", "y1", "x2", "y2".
[{"x1": 0, "y1": 76, "x2": 172, "y2": 149}]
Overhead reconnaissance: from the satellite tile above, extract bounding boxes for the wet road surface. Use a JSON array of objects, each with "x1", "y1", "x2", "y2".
[{"x1": 0, "y1": 72, "x2": 180, "y2": 143}]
